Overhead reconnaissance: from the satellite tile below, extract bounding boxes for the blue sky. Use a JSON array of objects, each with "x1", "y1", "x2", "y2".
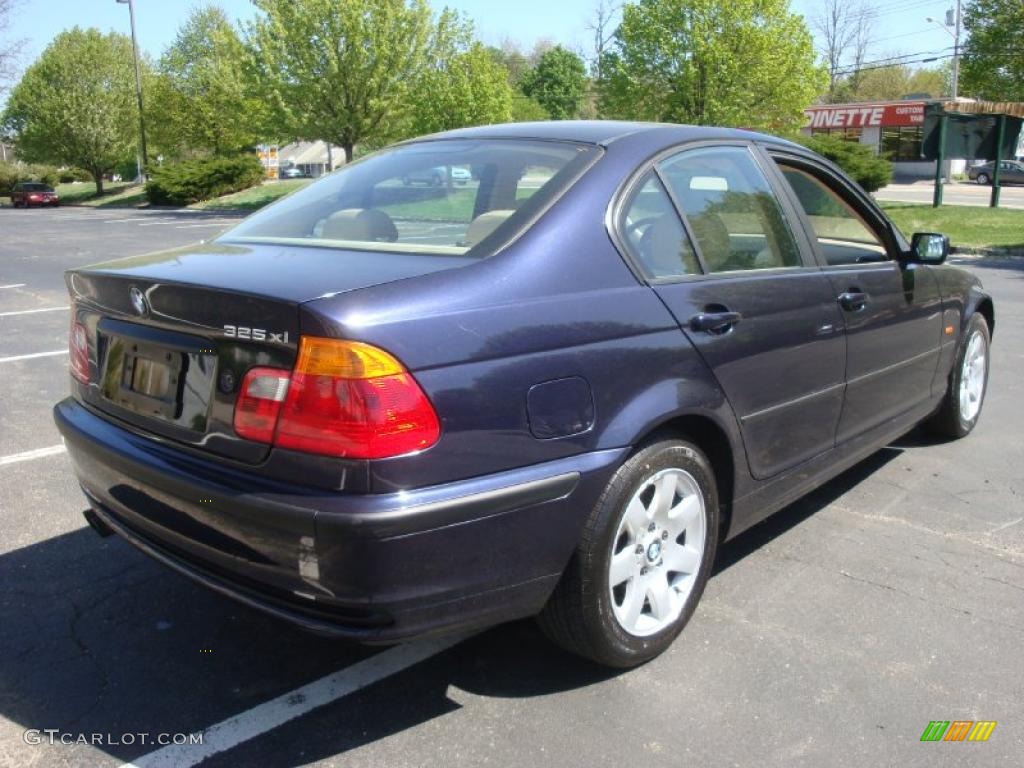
[{"x1": 6, "y1": 0, "x2": 962, "y2": 78}]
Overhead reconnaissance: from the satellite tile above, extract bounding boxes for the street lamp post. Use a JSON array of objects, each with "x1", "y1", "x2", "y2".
[
  {"x1": 117, "y1": 0, "x2": 148, "y2": 180},
  {"x1": 926, "y1": 0, "x2": 962, "y2": 100}
]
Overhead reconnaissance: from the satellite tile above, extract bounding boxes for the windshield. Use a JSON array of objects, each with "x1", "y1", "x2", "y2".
[{"x1": 221, "y1": 139, "x2": 599, "y2": 256}]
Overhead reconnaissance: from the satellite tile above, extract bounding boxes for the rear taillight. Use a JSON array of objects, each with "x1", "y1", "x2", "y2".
[
  {"x1": 234, "y1": 368, "x2": 290, "y2": 443},
  {"x1": 69, "y1": 321, "x2": 89, "y2": 384},
  {"x1": 233, "y1": 337, "x2": 440, "y2": 460}
]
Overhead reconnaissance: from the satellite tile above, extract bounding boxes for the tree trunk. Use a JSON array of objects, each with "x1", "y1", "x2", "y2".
[
  {"x1": 342, "y1": 142, "x2": 354, "y2": 165},
  {"x1": 93, "y1": 169, "x2": 104, "y2": 196}
]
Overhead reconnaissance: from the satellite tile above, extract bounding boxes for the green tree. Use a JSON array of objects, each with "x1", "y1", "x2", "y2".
[
  {"x1": 599, "y1": 0, "x2": 826, "y2": 132},
  {"x1": 150, "y1": 5, "x2": 266, "y2": 157},
  {"x1": 834, "y1": 63, "x2": 949, "y2": 102},
  {"x1": 521, "y1": 45, "x2": 587, "y2": 120},
  {"x1": 1, "y1": 28, "x2": 139, "y2": 193},
  {"x1": 407, "y1": 42, "x2": 513, "y2": 136},
  {"x1": 246, "y1": 0, "x2": 451, "y2": 164},
  {"x1": 961, "y1": 0, "x2": 1024, "y2": 101},
  {"x1": 1, "y1": 0, "x2": 24, "y2": 95}
]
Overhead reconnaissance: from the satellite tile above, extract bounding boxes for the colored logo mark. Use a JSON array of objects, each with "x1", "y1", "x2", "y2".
[{"x1": 920, "y1": 721, "x2": 997, "y2": 742}]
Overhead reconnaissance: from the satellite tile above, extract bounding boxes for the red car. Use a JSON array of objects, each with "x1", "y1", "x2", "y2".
[{"x1": 11, "y1": 182, "x2": 60, "y2": 207}]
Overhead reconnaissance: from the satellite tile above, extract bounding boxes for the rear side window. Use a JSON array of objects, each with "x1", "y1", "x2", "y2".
[
  {"x1": 658, "y1": 146, "x2": 802, "y2": 273},
  {"x1": 618, "y1": 172, "x2": 699, "y2": 279},
  {"x1": 223, "y1": 139, "x2": 599, "y2": 257}
]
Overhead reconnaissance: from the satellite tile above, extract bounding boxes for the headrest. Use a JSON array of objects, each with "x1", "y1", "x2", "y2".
[
  {"x1": 464, "y1": 209, "x2": 515, "y2": 247},
  {"x1": 321, "y1": 209, "x2": 398, "y2": 242}
]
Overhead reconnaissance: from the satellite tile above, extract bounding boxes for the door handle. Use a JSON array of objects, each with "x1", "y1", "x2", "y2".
[
  {"x1": 690, "y1": 311, "x2": 742, "y2": 334},
  {"x1": 838, "y1": 291, "x2": 868, "y2": 312}
]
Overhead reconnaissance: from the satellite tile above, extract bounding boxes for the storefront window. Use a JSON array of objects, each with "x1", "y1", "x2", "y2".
[{"x1": 881, "y1": 126, "x2": 923, "y2": 161}]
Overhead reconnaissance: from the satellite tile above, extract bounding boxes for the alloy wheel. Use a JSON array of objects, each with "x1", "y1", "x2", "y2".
[
  {"x1": 608, "y1": 468, "x2": 706, "y2": 637},
  {"x1": 959, "y1": 330, "x2": 987, "y2": 423}
]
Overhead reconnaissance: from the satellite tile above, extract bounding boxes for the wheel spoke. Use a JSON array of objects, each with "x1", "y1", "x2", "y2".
[
  {"x1": 609, "y1": 549, "x2": 636, "y2": 588},
  {"x1": 665, "y1": 494, "x2": 701, "y2": 536},
  {"x1": 662, "y1": 544, "x2": 701, "y2": 575},
  {"x1": 621, "y1": 581, "x2": 645, "y2": 629},
  {"x1": 649, "y1": 473, "x2": 677, "y2": 518},
  {"x1": 623, "y1": 496, "x2": 648, "y2": 535},
  {"x1": 646, "y1": 576, "x2": 674, "y2": 622}
]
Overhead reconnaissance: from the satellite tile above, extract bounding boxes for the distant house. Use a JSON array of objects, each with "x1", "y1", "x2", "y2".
[
  {"x1": 278, "y1": 141, "x2": 334, "y2": 178},
  {"x1": 0, "y1": 142, "x2": 15, "y2": 163}
]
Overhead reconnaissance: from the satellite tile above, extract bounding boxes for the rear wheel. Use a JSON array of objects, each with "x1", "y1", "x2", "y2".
[
  {"x1": 925, "y1": 313, "x2": 990, "y2": 438},
  {"x1": 538, "y1": 438, "x2": 718, "y2": 667}
]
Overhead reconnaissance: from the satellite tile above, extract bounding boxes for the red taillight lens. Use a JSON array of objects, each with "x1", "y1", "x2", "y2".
[
  {"x1": 232, "y1": 338, "x2": 440, "y2": 460},
  {"x1": 70, "y1": 321, "x2": 90, "y2": 384},
  {"x1": 234, "y1": 368, "x2": 290, "y2": 443}
]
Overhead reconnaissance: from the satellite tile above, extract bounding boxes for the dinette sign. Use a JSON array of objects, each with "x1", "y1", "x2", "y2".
[{"x1": 805, "y1": 102, "x2": 926, "y2": 129}]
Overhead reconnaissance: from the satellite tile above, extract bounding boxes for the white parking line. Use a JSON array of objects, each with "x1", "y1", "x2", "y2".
[
  {"x1": 0, "y1": 350, "x2": 67, "y2": 363},
  {"x1": 0, "y1": 283, "x2": 26, "y2": 290},
  {"x1": 0, "y1": 306, "x2": 69, "y2": 317},
  {"x1": 0, "y1": 444, "x2": 66, "y2": 467},
  {"x1": 174, "y1": 223, "x2": 232, "y2": 229},
  {"x1": 122, "y1": 635, "x2": 463, "y2": 768}
]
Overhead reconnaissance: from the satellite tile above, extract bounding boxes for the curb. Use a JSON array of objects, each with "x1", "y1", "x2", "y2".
[{"x1": 951, "y1": 246, "x2": 1024, "y2": 260}]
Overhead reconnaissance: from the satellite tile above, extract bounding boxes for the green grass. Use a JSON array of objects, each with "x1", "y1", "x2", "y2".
[
  {"x1": 54, "y1": 181, "x2": 148, "y2": 207},
  {"x1": 190, "y1": 179, "x2": 312, "y2": 211},
  {"x1": 880, "y1": 202, "x2": 1024, "y2": 251}
]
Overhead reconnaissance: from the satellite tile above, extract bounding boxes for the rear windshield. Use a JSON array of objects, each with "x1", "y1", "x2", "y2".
[
  {"x1": 20, "y1": 183, "x2": 52, "y2": 191},
  {"x1": 220, "y1": 139, "x2": 599, "y2": 256}
]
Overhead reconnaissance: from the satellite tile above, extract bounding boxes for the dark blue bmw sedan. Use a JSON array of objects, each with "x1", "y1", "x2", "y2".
[{"x1": 55, "y1": 122, "x2": 994, "y2": 667}]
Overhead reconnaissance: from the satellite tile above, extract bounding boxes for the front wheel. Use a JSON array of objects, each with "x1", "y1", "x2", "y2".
[
  {"x1": 976, "y1": 172, "x2": 990, "y2": 185},
  {"x1": 537, "y1": 439, "x2": 719, "y2": 667},
  {"x1": 925, "y1": 313, "x2": 990, "y2": 438}
]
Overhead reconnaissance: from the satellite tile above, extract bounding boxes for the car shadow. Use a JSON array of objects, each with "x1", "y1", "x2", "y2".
[
  {"x1": 712, "y1": 446, "x2": 903, "y2": 575},
  {"x1": 0, "y1": 444, "x2": 903, "y2": 766}
]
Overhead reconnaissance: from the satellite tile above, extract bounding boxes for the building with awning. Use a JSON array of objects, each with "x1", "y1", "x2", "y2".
[{"x1": 801, "y1": 98, "x2": 1024, "y2": 180}]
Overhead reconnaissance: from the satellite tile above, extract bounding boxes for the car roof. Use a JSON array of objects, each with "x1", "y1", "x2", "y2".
[{"x1": 417, "y1": 120, "x2": 802, "y2": 150}]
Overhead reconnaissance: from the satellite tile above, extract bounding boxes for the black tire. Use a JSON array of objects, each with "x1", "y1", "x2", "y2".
[
  {"x1": 925, "y1": 313, "x2": 990, "y2": 438},
  {"x1": 976, "y1": 173, "x2": 990, "y2": 185},
  {"x1": 537, "y1": 438, "x2": 719, "y2": 668}
]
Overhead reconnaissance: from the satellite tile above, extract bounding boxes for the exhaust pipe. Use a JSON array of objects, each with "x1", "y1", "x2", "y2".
[{"x1": 82, "y1": 507, "x2": 115, "y2": 538}]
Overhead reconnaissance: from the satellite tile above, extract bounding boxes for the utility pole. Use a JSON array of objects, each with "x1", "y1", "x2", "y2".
[
  {"x1": 116, "y1": 0, "x2": 148, "y2": 181},
  {"x1": 926, "y1": 1, "x2": 962, "y2": 100},
  {"x1": 951, "y1": 0, "x2": 961, "y2": 101}
]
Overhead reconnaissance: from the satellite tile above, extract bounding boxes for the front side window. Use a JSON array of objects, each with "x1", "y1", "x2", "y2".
[
  {"x1": 222, "y1": 139, "x2": 599, "y2": 257},
  {"x1": 776, "y1": 164, "x2": 888, "y2": 266},
  {"x1": 658, "y1": 146, "x2": 802, "y2": 273}
]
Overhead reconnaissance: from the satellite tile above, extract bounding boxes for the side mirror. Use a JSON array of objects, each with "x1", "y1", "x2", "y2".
[{"x1": 909, "y1": 232, "x2": 949, "y2": 264}]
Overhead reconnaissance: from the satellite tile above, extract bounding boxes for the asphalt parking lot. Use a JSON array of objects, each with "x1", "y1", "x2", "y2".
[{"x1": 1, "y1": 207, "x2": 1022, "y2": 767}]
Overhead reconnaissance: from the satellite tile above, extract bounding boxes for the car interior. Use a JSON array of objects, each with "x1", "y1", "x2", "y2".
[{"x1": 228, "y1": 140, "x2": 595, "y2": 256}]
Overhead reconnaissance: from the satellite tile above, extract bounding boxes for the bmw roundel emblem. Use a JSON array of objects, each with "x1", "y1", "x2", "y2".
[{"x1": 129, "y1": 286, "x2": 148, "y2": 316}]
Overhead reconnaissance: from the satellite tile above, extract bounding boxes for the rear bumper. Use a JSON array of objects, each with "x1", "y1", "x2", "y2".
[{"x1": 55, "y1": 398, "x2": 625, "y2": 641}]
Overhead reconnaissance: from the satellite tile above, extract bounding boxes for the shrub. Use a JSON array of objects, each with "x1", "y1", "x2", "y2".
[
  {"x1": 796, "y1": 134, "x2": 892, "y2": 193},
  {"x1": 0, "y1": 161, "x2": 59, "y2": 196},
  {"x1": 145, "y1": 155, "x2": 266, "y2": 206},
  {"x1": 58, "y1": 167, "x2": 94, "y2": 183}
]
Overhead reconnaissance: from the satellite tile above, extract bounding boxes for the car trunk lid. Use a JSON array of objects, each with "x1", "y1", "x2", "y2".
[{"x1": 68, "y1": 240, "x2": 467, "y2": 463}]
